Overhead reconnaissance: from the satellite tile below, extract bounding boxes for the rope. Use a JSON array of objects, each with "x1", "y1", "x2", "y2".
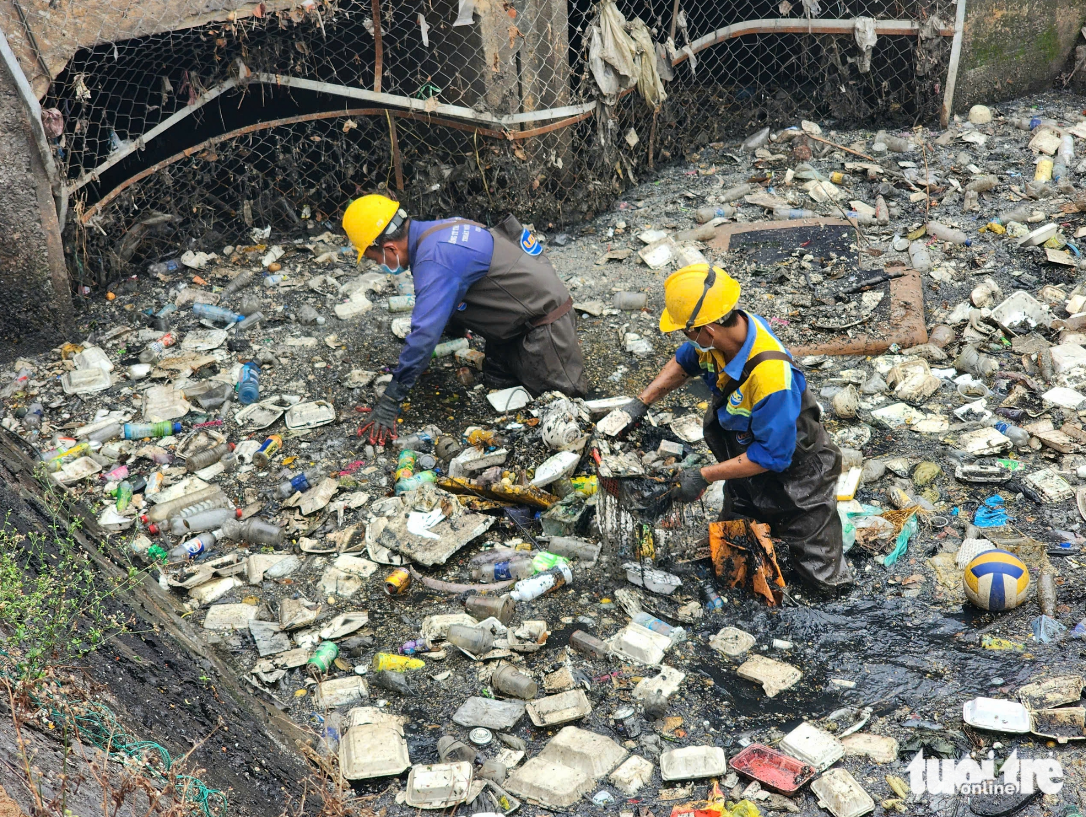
[{"x1": 35, "y1": 695, "x2": 228, "y2": 817}]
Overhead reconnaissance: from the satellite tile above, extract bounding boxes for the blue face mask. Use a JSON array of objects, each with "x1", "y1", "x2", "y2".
[
  {"x1": 380, "y1": 247, "x2": 405, "y2": 275},
  {"x1": 691, "y1": 341, "x2": 713, "y2": 353}
]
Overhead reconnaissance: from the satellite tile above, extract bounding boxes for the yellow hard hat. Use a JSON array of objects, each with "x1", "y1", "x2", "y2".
[
  {"x1": 659, "y1": 264, "x2": 741, "y2": 332},
  {"x1": 342, "y1": 194, "x2": 404, "y2": 261}
]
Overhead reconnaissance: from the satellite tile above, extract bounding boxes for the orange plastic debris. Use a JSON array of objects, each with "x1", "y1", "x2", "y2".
[{"x1": 709, "y1": 519, "x2": 786, "y2": 606}]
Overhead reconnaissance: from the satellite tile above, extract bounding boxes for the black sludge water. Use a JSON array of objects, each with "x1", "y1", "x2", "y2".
[{"x1": 694, "y1": 595, "x2": 1046, "y2": 733}]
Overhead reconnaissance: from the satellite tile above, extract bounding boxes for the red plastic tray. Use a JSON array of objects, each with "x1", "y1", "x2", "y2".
[{"x1": 729, "y1": 743, "x2": 816, "y2": 794}]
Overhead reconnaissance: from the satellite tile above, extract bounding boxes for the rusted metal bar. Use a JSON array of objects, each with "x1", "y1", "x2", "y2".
[
  {"x1": 386, "y1": 111, "x2": 403, "y2": 191},
  {"x1": 371, "y1": 0, "x2": 383, "y2": 93}
]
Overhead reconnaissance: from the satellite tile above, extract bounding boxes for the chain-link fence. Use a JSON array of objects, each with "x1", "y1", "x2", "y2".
[{"x1": 0, "y1": 0, "x2": 954, "y2": 290}]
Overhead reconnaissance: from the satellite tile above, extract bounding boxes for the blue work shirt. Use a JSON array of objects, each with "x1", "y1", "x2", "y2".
[
  {"x1": 675, "y1": 311, "x2": 806, "y2": 472},
  {"x1": 392, "y1": 219, "x2": 494, "y2": 389}
]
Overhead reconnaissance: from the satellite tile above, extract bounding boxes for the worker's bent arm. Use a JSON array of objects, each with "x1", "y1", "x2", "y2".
[
  {"x1": 637, "y1": 357, "x2": 692, "y2": 405},
  {"x1": 700, "y1": 454, "x2": 767, "y2": 482}
]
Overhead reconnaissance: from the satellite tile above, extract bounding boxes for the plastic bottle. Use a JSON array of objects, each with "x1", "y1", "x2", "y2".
[
  {"x1": 275, "y1": 467, "x2": 325, "y2": 499},
  {"x1": 509, "y1": 564, "x2": 573, "y2": 602},
  {"x1": 124, "y1": 421, "x2": 182, "y2": 440},
  {"x1": 237, "y1": 294, "x2": 262, "y2": 316},
  {"x1": 1034, "y1": 158, "x2": 1053, "y2": 182},
  {"x1": 569, "y1": 629, "x2": 609, "y2": 659},
  {"x1": 170, "y1": 507, "x2": 242, "y2": 535},
  {"x1": 772, "y1": 207, "x2": 817, "y2": 220},
  {"x1": 388, "y1": 295, "x2": 415, "y2": 312},
  {"x1": 701, "y1": 580, "x2": 724, "y2": 611},
  {"x1": 993, "y1": 205, "x2": 1031, "y2": 226},
  {"x1": 221, "y1": 269, "x2": 257, "y2": 298},
  {"x1": 964, "y1": 175, "x2": 998, "y2": 192},
  {"x1": 472, "y1": 558, "x2": 535, "y2": 583},
  {"x1": 394, "y1": 450, "x2": 418, "y2": 481},
  {"x1": 632, "y1": 612, "x2": 687, "y2": 644},
  {"x1": 21, "y1": 402, "x2": 43, "y2": 431},
  {"x1": 926, "y1": 222, "x2": 971, "y2": 245},
  {"x1": 875, "y1": 195, "x2": 889, "y2": 226},
  {"x1": 741, "y1": 126, "x2": 770, "y2": 152},
  {"x1": 139, "y1": 332, "x2": 176, "y2": 363},
  {"x1": 193, "y1": 303, "x2": 243, "y2": 324},
  {"x1": 1013, "y1": 117, "x2": 1040, "y2": 131},
  {"x1": 876, "y1": 130, "x2": 913, "y2": 152},
  {"x1": 186, "y1": 441, "x2": 233, "y2": 473},
  {"x1": 1059, "y1": 133, "x2": 1075, "y2": 164},
  {"x1": 253, "y1": 434, "x2": 282, "y2": 467},
  {"x1": 237, "y1": 312, "x2": 264, "y2": 331},
  {"x1": 544, "y1": 536, "x2": 601, "y2": 562},
  {"x1": 962, "y1": 190, "x2": 979, "y2": 212},
  {"x1": 237, "y1": 362, "x2": 261, "y2": 405},
  {"x1": 169, "y1": 530, "x2": 218, "y2": 562},
  {"x1": 148, "y1": 259, "x2": 181, "y2": 275},
  {"x1": 394, "y1": 471, "x2": 436, "y2": 494},
  {"x1": 613, "y1": 292, "x2": 649, "y2": 311},
  {"x1": 143, "y1": 487, "x2": 226, "y2": 525},
  {"x1": 295, "y1": 304, "x2": 325, "y2": 325},
  {"x1": 433, "y1": 338, "x2": 469, "y2": 358},
  {"x1": 907, "y1": 240, "x2": 932, "y2": 272},
  {"x1": 985, "y1": 418, "x2": 1030, "y2": 448},
  {"x1": 393, "y1": 433, "x2": 434, "y2": 453},
  {"x1": 694, "y1": 205, "x2": 736, "y2": 224},
  {"x1": 1038, "y1": 571, "x2": 1057, "y2": 618},
  {"x1": 845, "y1": 211, "x2": 877, "y2": 226},
  {"x1": 264, "y1": 274, "x2": 284, "y2": 287},
  {"x1": 720, "y1": 183, "x2": 755, "y2": 203},
  {"x1": 221, "y1": 518, "x2": 284, "y2": 546},
  {"x1": 115, "y1": 480, "x2": 133, "y2": 512}
]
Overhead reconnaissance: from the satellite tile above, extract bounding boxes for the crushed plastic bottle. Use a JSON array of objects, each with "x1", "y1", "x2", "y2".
[
  {"x1": 186, "y1": 441, "x2": 233, "y2": 473},
  {"x1": 193, "y1": 303, "x2": 243, "y2": 324}
]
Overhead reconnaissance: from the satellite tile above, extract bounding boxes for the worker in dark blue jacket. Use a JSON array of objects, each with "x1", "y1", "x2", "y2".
[{"x1": 343, "y1": 195, "x2": 587, "y2": 443}]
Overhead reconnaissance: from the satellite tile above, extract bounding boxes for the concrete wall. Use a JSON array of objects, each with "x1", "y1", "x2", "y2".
[
  {"x1": 0, "y1": 60, "x2": 72, "y2": 360},
  {"x1": 955, "y1": 0, "x2": 1086, "y2": 110}
]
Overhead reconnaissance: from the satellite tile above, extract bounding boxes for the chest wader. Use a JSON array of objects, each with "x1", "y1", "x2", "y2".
[
  {"x1": 417, "y1": 216, "x2": 587, "y2": 397},
  {"x1": 701, "y1": 351, "x2": 852, "y2": 591}
]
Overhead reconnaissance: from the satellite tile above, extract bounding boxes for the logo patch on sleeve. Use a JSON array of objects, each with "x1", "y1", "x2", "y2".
[{"x1": 519, "y1": 228, "x2": 543, "y2": 256}]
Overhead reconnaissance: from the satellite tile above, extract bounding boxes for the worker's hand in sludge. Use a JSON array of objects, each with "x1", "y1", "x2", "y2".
[
  {"x1": 360, "y1": 393, "x2": 401, "y2": 445},
  {"x1": 672, "y1": 467, "x2": 710, "y2": 503},
  {"x1": 617, "y1": 397, "x2": 649, "y2": 436}
]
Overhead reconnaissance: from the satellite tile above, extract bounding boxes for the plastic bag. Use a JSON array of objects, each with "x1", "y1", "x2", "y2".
[{"x1": 1031, "y1": 614, "x2": 1066, "y2": 643}]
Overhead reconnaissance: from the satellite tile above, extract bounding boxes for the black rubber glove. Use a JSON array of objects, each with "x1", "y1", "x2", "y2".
[
  {"x1": 616, "y1": 397, "x2": 649, "y2": 436},
  {"x1": 672, "y1": 467, "x2": 710, "y2": 503},
  {"x1": 361, "y1": 380, "x2": 408, "y2": 445}
]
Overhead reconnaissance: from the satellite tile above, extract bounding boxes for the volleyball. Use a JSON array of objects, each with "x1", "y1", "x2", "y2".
[{"x1": 963, "y1": 549, "x2": 1030, "y2": 612}]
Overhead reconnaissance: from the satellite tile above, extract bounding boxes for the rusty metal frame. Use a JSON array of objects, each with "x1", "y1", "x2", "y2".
[{"x1": 708, "y1": 220, "x2": 927, "y2": 356}]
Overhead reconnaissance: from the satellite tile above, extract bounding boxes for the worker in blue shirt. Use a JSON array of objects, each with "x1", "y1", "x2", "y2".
[
  {"x1": 620, "y1": 264, "x2": 852, "y2": 592},
  {"x1": 342, "y1": 195, "x2": 587, "y2": 443}
]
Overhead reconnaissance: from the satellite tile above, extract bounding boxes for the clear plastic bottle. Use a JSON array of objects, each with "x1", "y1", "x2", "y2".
[
  {"x1": 926, "y1": 222, "x2": 971, "y2": 245},
  {"x1": 694, "y1": 205, "x2": 736, "y2": 224},
  {"x1": 393, "y1": 433, "x2": 434, "y2": 453},
  {"x1": 394, "y1": 471, "x2": 437, "y2": 494},
  {"x1": 139, "y1": 332, "x2": 176, "y2": 363},
  {"x1": 632, "y1": 612, "x2": 687, "y2": 644},
  {"x1": 388, "y1": 295, "x2": 415, "y2": 312},
  {"x1": 720, "y1": 183, "x2": 755, "y2": 203},
  {"x1": 236, "y1": 312, "x2": 264, "y2": 331},
  {"x1": 1059, "y1": 133, "x2": 1075, "y2": 165},
  {"x1": 275, "y1": 467, "x2": 325, "y2": 499},
  {"x1": 295, "y1": 304, "x2": 326, "y2": 325},
  {"x1": 186, "y1": 441, "x2": 233, "y2": 473},
  {"x1": 907, "y1": 240, "x2": 932, "y2": 272},
  {"x1": 22, "y1": 403, "x2": 43, "y2": 430},
  {"x1": 613, "y1": 292, "x2": 649, "y2": 311},
  {"x1": 148, "y1": 259, "x2": 181, "y2": 275},
  {"x1": 993, "y1": 205, "x2": 1031, "y2": 226},
  {"x1": 964, "y1": 175, "x2": 998, "y2": 192},
  {"x1": 237, "y1": 361, "x2": 261, "y2": 405},
  {"x1": 169, "y1": 530, "x2": 218, "y2": 562},
  {"x1": 509, "y1": 564, "x2": 573, "y2": 602},
  {"x1": 263, "y1": 274, "x2": 285, "y2": 287},
  {"x1": 192, "y1": 303, "x2": 243, "y2": 324},
  {"x1": 123, "y1": 421, "x2": 182, "y2": 440},
  {"x1": 142, "y1": 486, "x2": 224, "y2": 524},
  {"x1": 237, "y1": 294, "x2": 262, "y2": 316},
  {"x1": 741, "y1": 126, "x2": 770, "y2": 152},
  {"x1": 701, "y1": 580, "x2": 724, "y2": 611},
  {"x1": 986, "y1": 418, "x2": 1030, "y2": 448},
  {"x1": 876, "y1": 131, "x2": 913, "y2": 152},
  {"x1": 170, "y1": 507, "x2": 241, "y2": 535},
  {"x1": 772, "y1": 207, "x2": 817, "y2": 220},
  {"x1": 472, "y1": 557, "x2": 535, "y2": 583},
  {"x1": 221, "y1": 518, "x2": 284, "y2": 546},
  {"x1": 432, "y1": 338, "x2": 469, "y2": 358},
  {"x1": 221, "y1": 269, "x2": 257, "y2": 298},
  {"x1": 845, "y1": 211, "x2": 877, "y2": 226}
]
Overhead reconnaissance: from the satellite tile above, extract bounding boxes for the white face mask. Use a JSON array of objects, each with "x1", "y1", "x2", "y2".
[{"x1": 689, "y1": 326, "x2": 714, "y2": 353}]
